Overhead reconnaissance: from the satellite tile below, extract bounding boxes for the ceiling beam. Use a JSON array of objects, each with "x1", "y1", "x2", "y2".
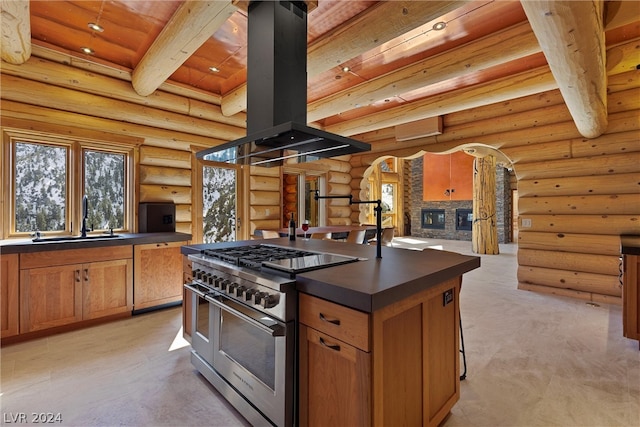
[
  {"x1": 220, "y1": 0, "x2": 470, "y2": 117},
  {"x1": 308, "y1": 21, "x2": 540, "y2": 123},
  {"x1": 131, "y1": 0, "x2": 237, "y2": 97},
  {"x1": 520, "y1": 0, "x2": 608, "y2": 138},
  {"x1": 0, "y1": 0, "x2": 31, "y2": 64},
  {"x1": 326, "y1": 66, "x2": 557, "y2": 137}
]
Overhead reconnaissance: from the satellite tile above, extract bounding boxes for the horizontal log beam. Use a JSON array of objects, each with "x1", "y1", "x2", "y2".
[
  {"x1": 518, "y1": 214, "x2": 639, "y2": 235},
  {"x1": 1, "y1": 75, "x2": 245, "y2": 141},
  {"x1": 517, "y1": 231, "x2": 621, "y2": 256},
  {"x1": 0, "y1": 100, "x2": 226, "y2": 150},
  {"x1": 1, "y1": 56, "x2": 246, "y2": 127},
  {"x1": 517, "y1": 265, "x2": 620, "y2": 297},
  {"x1": 518, "y1": 194, "x2": 640, "y2": 215},
  {"x1": 518, "y1": 248, "x2": 619, "y2": 276},
  {"x1": 518, "y1": 172, "x2": 640, "y2": 197},
  {"x1": 326, "y1": 66, "x2": 557, "y2": 137},
  {"x1": 309, "y1": 22, "x2": 541, "y2": 122},
  {"x1": 517, "y1": 282, "x2": 620, "y2": 305}
]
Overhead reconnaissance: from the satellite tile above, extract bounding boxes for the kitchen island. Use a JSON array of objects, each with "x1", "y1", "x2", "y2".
[{"x1": 181, "y1": 237, "x2": 480, "y2": 426}]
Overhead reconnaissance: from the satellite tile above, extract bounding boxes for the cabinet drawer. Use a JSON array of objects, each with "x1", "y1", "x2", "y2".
[{"x1": 299, "y1": 293, "x2": 369, "y2": 351}]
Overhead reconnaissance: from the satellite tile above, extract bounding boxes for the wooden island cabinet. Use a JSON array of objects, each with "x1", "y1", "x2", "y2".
[{"x1": 299, "y1": 277, "x2": 461, "y2": 427}]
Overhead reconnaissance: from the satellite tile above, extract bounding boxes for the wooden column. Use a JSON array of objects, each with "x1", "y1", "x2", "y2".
[{"x1": 472, "y1": 156, "x2": 499, "y2": 254}]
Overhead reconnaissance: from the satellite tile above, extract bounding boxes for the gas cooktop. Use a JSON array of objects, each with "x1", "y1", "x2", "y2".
[{"x1": 201, "y1": 244, "x2": 358, "y2": 275}]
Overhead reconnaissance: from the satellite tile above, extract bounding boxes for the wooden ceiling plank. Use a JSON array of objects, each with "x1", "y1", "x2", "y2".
[
  {"x1": 131, "y1": 0, "x2": 237, "y2": 97},
  {"x1": 220, "y1": 0, "x2": 470, "y2": 117},
  {"x1": 520, "y1": 0, "x2": 608, "y2": 138},
  {"x1": 308, "y1": 21, "x2": 540, "y2": 123},
  {"x1": 0, "y1": 0, "x2": 31, "y2": 64}
]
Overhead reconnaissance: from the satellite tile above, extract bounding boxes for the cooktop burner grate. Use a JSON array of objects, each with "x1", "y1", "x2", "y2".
[{"x1": 202, "y1": 245, "x2": 317, "y2": 270}]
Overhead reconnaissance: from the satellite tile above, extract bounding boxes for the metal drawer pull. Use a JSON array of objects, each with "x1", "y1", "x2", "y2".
[
  {"x1": 319, "y1": 337, "x2": 340, "y2": 351},
  {"x1": 319, "y1": 312, "x2": 340, "y2": 325},
  {"x1": 75, "y1": 270, "x2": 81, "y2": 283}
]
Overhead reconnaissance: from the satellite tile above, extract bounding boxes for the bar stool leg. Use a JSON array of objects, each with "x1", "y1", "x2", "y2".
[{"x1": 460, "y1": 314, "x2": 467, "y2": 381}]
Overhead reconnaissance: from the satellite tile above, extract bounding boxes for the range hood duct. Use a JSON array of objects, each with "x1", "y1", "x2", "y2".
[{"x1": 197, "y1": 1, "x2": 370, "y2": 167}]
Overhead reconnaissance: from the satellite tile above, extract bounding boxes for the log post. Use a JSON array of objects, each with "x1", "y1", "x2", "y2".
[{"x1": 472, "y1": 155, "x2": 499, "y2": 254}]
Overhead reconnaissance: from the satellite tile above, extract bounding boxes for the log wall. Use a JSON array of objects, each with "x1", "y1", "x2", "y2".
[
  {"x1": 349, "y1": 68, "x2": 640, "y2": 304},
  {"x1": 0, "y1": 57, "x2": 237, "y2": 238}
]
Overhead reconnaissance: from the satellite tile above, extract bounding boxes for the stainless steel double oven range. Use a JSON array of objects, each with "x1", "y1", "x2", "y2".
[{"x1": 184, "y1": 243, "x2": 358, "y2": 427}]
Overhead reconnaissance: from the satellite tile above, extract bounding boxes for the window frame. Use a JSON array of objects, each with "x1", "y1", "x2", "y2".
[{"x1": 2, "y1": 129, "x2": 136, "y2": 239}]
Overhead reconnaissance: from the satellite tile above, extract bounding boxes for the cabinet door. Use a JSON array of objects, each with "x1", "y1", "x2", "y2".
[
  {"x1": 20, "y1": 264, "x2": 83, "y2": 333},
  {"x1": 1, "y1": 254, "x2": 19, "y2": 338},
  {"x1": 83, "y1": 259, "x2": 133, "y2": 320},
  {"x1": 299, "y1": 324, "x2": 371, "y2": 427},
  {"x1": 134, "y1": 241, "x2": 185, "y2": 310}
]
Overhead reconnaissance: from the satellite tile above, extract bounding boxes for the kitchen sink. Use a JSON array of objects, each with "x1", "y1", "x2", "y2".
[{"x1": 32, "y1": 234, "x2": 123, "y2": 243}]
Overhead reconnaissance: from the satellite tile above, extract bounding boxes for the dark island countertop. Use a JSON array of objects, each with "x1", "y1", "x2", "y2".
[
  {"x1": 182, "y1": 237, "x2": 480, "y2": 313},
  {"x1": 0, "y1": 232, "x2": 192, "y2": 254}
]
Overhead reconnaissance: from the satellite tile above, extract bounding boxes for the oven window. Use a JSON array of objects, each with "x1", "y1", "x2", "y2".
[
  {"x1": 220, "y1": 310, "x2": 276, "y2": 390},
  {"x1": 196, "y1": 296, "x2": 209, "y2": 338}
]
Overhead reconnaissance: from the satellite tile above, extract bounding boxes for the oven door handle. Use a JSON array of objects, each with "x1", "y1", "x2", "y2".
[
  {"x1": 205, "y1": 294, "x2": 285, "y2": 337},
  {"x1": 184, "y1": 283, "x2": 208, "y2": 297}
]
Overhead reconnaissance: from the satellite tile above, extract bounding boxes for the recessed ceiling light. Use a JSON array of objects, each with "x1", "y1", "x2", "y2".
[
  {"x1": 88, "y1": 22, "x2": 104, "y2": 32},
  {"x1": 342, "y1": 66, "x2": 350, "y2": 73},
  {"x1": 433, "y1": 21, "x2": 447, "y2": 31},
  {"x1": 81, "y1": 47, "x2": 94, "y2": 55},
  {"x1": 209, "y1": 66, "x2": 220, "y2": 73}
]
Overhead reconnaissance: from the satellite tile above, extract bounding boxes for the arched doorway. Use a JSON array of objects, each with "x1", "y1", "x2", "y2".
[{"x1": 357, "y1": 144, "x2": 514, "y2": 248}]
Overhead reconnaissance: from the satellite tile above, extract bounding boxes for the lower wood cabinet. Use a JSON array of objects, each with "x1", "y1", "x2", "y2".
[
  {"x1": 623, "y1": 253, "x2": 640, "y2": 344},
  {"x1": 299, "y1": 277, "x2": 461, "y2": 427},
  {"x1": 1, "y1": 254, "x2": 19, "y2": 338},
  {"x1": 19, "y1": 246, "x2": 133, "y2": 333},
  {"x1": 133, "y1": 241, "x2": 186, "y2": 310}
]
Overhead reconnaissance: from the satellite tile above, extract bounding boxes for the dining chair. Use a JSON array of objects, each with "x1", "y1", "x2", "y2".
[
  {"x1": 368, "y1": 227, "x2": 394, "y2": 247},
  {"x1": 345, "y1": 229, "x2": 366, "y2": 244},
  {"x1": 310, "y1": 232, "x2": 331, "y2": 240},
  {"x1": 261, "y1": 230, "x2": 281, "y2": 239}
]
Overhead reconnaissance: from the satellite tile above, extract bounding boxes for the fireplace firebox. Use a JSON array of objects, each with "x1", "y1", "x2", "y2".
[{"x1": 422, "y1": 209, "x2": 445, "y2": 229}]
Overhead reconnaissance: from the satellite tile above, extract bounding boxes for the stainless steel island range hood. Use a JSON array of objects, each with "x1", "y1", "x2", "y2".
[{"x1": 197, "y1": 1, "x2": 370, "y2": 167}]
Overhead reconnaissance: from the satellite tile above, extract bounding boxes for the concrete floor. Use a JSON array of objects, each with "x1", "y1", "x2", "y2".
[{"x1": 2, "y1": 238, "x2": 639, "y2": 426}]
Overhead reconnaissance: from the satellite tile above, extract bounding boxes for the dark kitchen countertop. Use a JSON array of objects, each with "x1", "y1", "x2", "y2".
[
  {"x1": 0, "y1": 232, "x2": 192, "y2": 254},
  {"x1": 621, "y1": 235, "x2": 640, "y2": 256},
  {"x1": 182, "y1": 237, "x2": 480, "y2": 313}
]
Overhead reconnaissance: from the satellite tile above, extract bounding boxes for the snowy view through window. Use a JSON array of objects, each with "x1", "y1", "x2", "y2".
[
  {"x1": 15, "y1": 142, "x2": 67, "y2": 232},
  {"x1": 84, "y1": 150, "x2": 125, "y2": 230},
  {"x1": 203, "y1": 165, "x2": 236, "y2": 243},
  {"x1": 14, "y1": 142, "x2": 125, "y2": 233}
]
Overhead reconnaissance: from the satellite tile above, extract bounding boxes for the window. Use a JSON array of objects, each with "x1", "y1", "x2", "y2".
[
  {"x1": 4, "y1": 131, "x2": 134, "y2": 238},
  {"x1": 202, "y1": 164, "x2": 237, "y2": 243}
]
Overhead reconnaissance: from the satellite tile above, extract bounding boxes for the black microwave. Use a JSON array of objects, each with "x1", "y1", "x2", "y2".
[{"x1": 138, "y1": 203, "x2": 176, "y2": 232}]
